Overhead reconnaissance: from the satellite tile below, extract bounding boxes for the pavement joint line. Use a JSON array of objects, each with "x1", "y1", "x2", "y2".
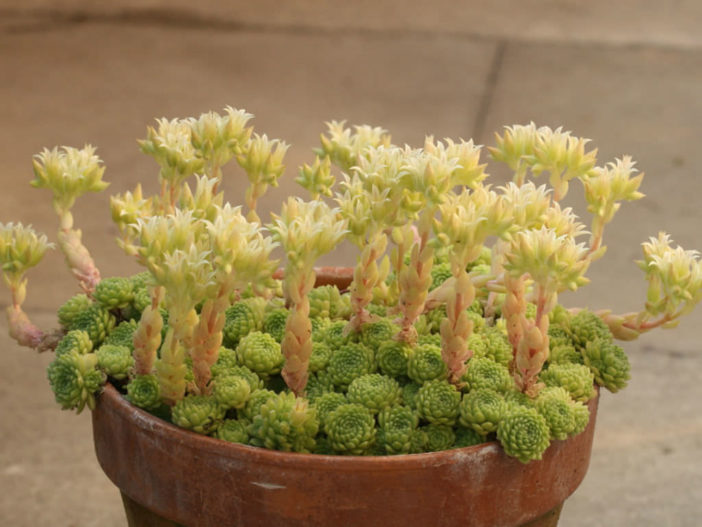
[
  {"x1": 472, "y1": 40, "x2": 506, "y2": 143},
  {"x1": 2, "y1": 7, "x2": 702, "y2": 54}
]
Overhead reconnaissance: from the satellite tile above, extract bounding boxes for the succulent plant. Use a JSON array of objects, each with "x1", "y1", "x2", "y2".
[
  {"x1": 458, "y1": 388, "x2": 508, "y2": 436},
  {"x1": 248, "y1": 392, "x2": 318, "y2": 453},
  {"x1": 5, "y1": 107, "x2": 702, "y2": 469},
  {"x1": 346, "y1": 373, "x2": 401, "y2": 414},
  {"x1": 235, "y1": 331, "x2": 284, "y2": 380},
  {"x1": 497, "y1": 407, "x2": 551, "y2": 463},
  {"x1": 325, "y1": 403, "x2": 376, "y2": 455},
  {"x1": 47, "y1": 351, "x2": 105, "y2": 413},
  {"x1": 416, "y1": 380, "x2": 461, "y2": 426}
]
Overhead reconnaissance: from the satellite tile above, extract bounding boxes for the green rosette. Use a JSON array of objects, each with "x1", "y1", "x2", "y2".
[
  {"x1": 535, "y1": 387, "x2": 576, "y2": 440},
  {"x1": 312, "y1": 391, "x2": 348, "y2": 428},
  {"x1": 125, "y1": 374, "x2": 161, "y2": 410},
  {"x1": 376, "y1": 340, "x2": 410, "y2": 378},
  {"x1": 236, "y1": 331, "x2": 284, "y2": 379},
  {"x1": 57, "y1": 293, "x2": 93, "y2": 328},
  {"x1": 213, "y1": 375, "x2": 252, "y2": 410},
  {"x1": 239, "y1": 388, "x2": 277, "y2": 422},
  {"x1": 69, "y1": 304, "x2": 116, "y2": 347},
  {"x1": 323, "y1": 320, "x2": 353, "y2": 348},
  {"x1": 346, "y1": 374, "x2": 401, "y2": 414},
  {"x1": 327, "y1": 342, "x2": 376, "y2": 389},
  {"x1": 401, "y1": 382, "x2": 422, "y2": 410},
  {"x1": 262, "y1": 308, "x2": 288, "y2": 343},
  {"x1": 171, "y1": 395, "x2": 226, "y2": 435},
  {"x1": 567, "y1": 309, "x2": 613, "y2": 351},
  {"x1": 454, "y1": 426, "x2": 487, "y2": 448},
  {"x1": 248, "y1": 392, "x2": 318, "y2": 453},
  {"x1": 497, "y1": 407, "x2": 551, "y2": 463},
  {"x1": 421, "y1": 424, "x2": 455, "y2": 452},
  {"x1": 96, "y1": 344, "x2": 134, "y2": 380},
  {"x1": 215, "y1": 419, "x2": 250, "y2": 444},
  {"x1": 360, "y1": 318, "x2": 399, "y2": 351},
  {"x1": 479, "y1": 327, "x2": 513, "y2": 368},
  {"x1": 132, "y1": 287, "x2": 151, "y2": 314},
  {"x1": 308, "y1": 285, "x2": 345, "y2": 320},
  {"x1": 416, "y1": 380, "x2": 461, "y2": 426},
  {"x1": 462, "y1": 357, "x2": 513, "y2": 393},
  {"x1": 55, "y1": 329, "x2": 93, "y2": 358},
  {"x1": 539, "y1": 363, "x2": 596, "y2": 402},
  {"x1": 583, "y1": 338, "x2": 631, "y2": 393},
  {"x1": 571, "y1": 401, "x2": 591, "y2": 436},
  {"x1": 407, "y1": 344, "x2": 447, "y2": 384},
  {"x1": 222, "y1": 299, "x2": 265, "y2": 349},
  {"x1": 93, "y1": 277, "x2": 134, "y2": 310},
  {"x1": 430, "y1": 262, "x2": 452, "y2": 291},
  {"x1": 104, "y1": 320, "x2": 138, "y2": 350},
  {"x1": 458, "y1": 388, "x2": 508, "y2": 435},
  {"x1": 378, "y1": 405, "x2": 418, "y2": 455},
  {"x1": 304, "y1": 370, "x2": 336, "y2": 402},
  {"x1": 309, "y1": 341, "x2": 332, "y2": 373},
  {"x1": 547, "y1": 324, "x2": 574, "y2": 349},
  {"x1": 325, "y1": 403, "x2": 376, "y2": 455},
  {"x1": 128, "y1": 271, "x2": 152, "y2": 290},
  {"x1": 47, "y1": 351, "x2": 105, "y2": 413},
  {"x1": 210, "y1": 349, "x2": 264, "y2": 391},
  {"x1": 548, "y1": 344, "x2": 583, "y2": 366}
]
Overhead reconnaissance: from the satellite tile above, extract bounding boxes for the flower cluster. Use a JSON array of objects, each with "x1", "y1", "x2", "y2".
[{"x1": 3, "y1": 108, "x2": 701, "y2": 463}]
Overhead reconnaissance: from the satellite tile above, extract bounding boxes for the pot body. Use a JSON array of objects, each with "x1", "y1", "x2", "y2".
[
  {"x1": 91, "y1": 267, "x2": 599, "y2": 527},
  {"x1": 94, "y1": 385, "x2": 598, "y2": 527}
]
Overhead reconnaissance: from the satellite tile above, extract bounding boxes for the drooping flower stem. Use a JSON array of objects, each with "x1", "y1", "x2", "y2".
[
  {"x1": 6, "y1": 304, "x2": 44, "y2": 349},
  {"x1": 57, "y1": 212, "x2": 101, "y2": 295}
]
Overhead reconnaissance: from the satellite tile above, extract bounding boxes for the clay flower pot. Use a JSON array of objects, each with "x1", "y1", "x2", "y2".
[
  {"x1": 91, "y1": 268, "x2": 600, "y2": 527},
  {"x1": 93, "y1": 383, "x2": 598, "y2": 527}
]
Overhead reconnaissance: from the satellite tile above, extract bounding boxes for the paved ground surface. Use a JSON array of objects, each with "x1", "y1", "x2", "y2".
[{"x1": 1, "y1": 2, "x2": 701, "y2": 526}]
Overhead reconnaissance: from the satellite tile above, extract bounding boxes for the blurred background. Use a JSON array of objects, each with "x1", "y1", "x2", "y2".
[{"x1": 1, "y1": 1, "x2": 701, "y2": 525}]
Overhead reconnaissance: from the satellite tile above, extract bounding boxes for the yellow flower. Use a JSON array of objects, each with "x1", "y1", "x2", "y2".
[
  {"x1": 529, "y1": 126, "x2": 598, "y2": 199},
  {"x1": 499, "y1": 182, "x2": 551, "y2": 235},
  {"x1": 236, "y1": 133, "x2": 289, "y2": 187},
  {"x1": 504, "y1": 227, "x2": 590, "y2": 294},
  {"x1": 269, "y1": 197, "x2": 347, "y2": 268},
  {"x1": 206, "y1": 204, "x2": 277, "y2": 285},
  {"x1": 31, "y1": 145, "x2": 109, "y2": 215},
  {"x1": 638, "y1": 233, "x2": 702, "y2": 317},
  {"x1": 318, "y1": 121, "x2": 391, "y2": 171},
  {"x1": 584, "y1": 156, "x2": 645, "y2": 223},
  {"x1": 488, "y1": 122, "x2": 540, "y2": 173},
  {"x1": 189, "y1": 106, "x2": 253, "y2": 165},
  {"x1": 296, "y1": 155, "x2": 334, "y2": 197},
  {"x1": 138, "y1": 118, "x2": 204, "y2": 185},
  {"x1": 0, "y1": 222, "x2": 53, "y2": 281}
]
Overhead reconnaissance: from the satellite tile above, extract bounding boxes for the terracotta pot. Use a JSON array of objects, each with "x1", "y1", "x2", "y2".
[{"x1": 91, "y1": 267, "x2": 600, "y2": 527}]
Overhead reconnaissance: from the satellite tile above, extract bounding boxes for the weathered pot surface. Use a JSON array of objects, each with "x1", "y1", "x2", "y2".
[
  {"x1": 92, "y1": 267, "x2": 599, "y2": 527},
  {"x1": 93, "y1": 383, "x2": 598, "y2": 527}
]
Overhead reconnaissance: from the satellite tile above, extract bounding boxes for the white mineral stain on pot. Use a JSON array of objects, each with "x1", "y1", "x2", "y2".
[{"x1": 251, "y1": 481, "x2": 287, "y2": 490}]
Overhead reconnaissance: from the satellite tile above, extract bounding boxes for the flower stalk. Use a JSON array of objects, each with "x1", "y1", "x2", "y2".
[
  {"x1": 269, "y1": 198, "x2": 346, "y2": 395},
  {"x1": 31, "y1": 146, "x2": 108, "y2": 294}
]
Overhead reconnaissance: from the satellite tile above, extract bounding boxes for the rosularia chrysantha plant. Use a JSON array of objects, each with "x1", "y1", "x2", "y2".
[{"x1": 4, "y1": 108, "x2": 702, "y2": 463}]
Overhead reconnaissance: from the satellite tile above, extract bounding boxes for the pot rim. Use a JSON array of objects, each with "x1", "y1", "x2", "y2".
[{"x1": 100, "y1": 382, "x2": 598, "y2": 471}]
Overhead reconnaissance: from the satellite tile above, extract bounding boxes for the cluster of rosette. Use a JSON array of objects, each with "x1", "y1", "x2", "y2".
[{"x1": 1, "y1": 110, "x2": 700, "y2": 462}]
